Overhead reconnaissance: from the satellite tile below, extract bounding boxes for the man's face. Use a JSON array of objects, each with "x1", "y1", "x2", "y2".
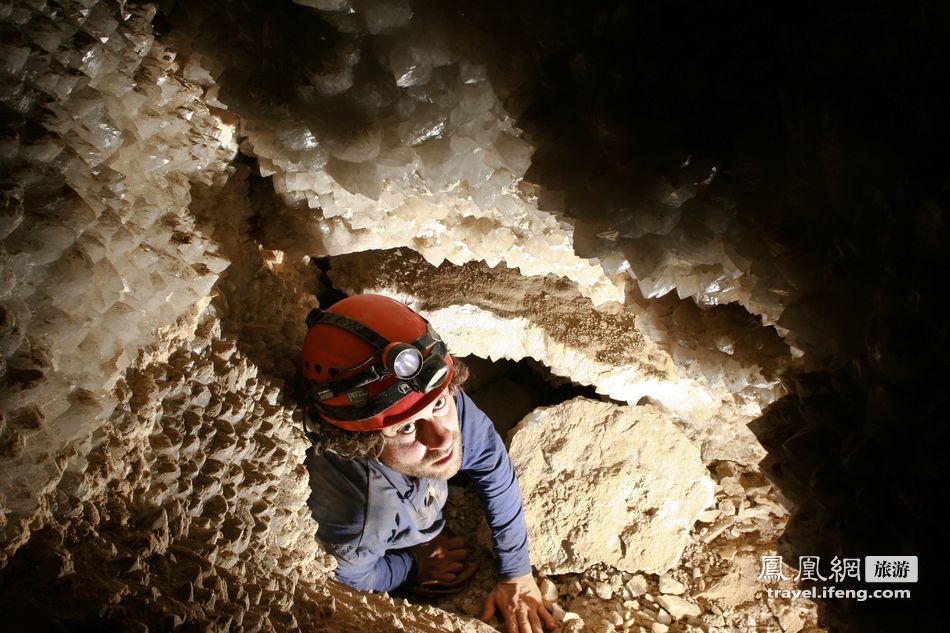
[{"x1": 377, "y1": 390, "x2": 463, "y2": 479}]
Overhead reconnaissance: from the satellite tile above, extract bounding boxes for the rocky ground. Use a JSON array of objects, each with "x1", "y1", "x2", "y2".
[{"x1": 399, "y1": 461, "x2": 826, "y2": 633}]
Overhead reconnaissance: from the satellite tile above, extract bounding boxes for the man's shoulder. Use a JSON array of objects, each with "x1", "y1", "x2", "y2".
[
  {"x1": 306, "y1": 450, "x2": 372, "y2": 526},
  {"x1": 454, "y1": 388, "x2": 482, "y2": 426},
  {"x1": 306, "y1": 449, "x2": 371, "y2": 491}
]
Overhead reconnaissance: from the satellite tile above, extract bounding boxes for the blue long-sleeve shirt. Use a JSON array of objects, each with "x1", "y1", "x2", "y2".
[{"x1": 306, "y1": 389, "x2": 532, "y2": 592}]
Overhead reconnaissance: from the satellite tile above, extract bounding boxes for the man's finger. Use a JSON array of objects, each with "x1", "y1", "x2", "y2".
[
  {"x1": 528, "y1": 608, "x2": 543, "y2": 633},
  {"x1": 480, "y1": 597, "x2": 496, "y2": 623},
  {"x1": 446, "y1": 548, "x2": 468, "y2": 561},
  {"x1": 517, "y1": 609, "x2": 532, "y2": 633},
  {"x1": 443, "y1": 536, "x2": 466, "y2": 549},
  {"x1": 539, "y1": 604, "x2": 556, "y2": 630},
  {"x1": 505, "y1": 610, "x2": 520, "y2": 633}
]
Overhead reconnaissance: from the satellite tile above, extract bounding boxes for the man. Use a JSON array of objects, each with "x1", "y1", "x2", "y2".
[{"x1": 302, "y1": 294, "x2": 555, "y2": 633}]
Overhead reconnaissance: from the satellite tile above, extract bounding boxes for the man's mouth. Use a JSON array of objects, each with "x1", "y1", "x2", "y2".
[{"x1": 430, "y1": 449, "x2": 454, "y2": 466}]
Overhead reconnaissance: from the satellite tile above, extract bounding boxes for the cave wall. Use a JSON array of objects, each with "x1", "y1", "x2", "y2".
[{"x1": 2, "y1": 0, "x2": 946, "y2": 630}]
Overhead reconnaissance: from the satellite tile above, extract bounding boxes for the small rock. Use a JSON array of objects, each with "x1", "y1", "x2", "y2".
[
  {"x1": 696, "y1": 509, "x2": 721, "y2": 523},
  {"x1": 594, "y1": 581, "x2": 613, "y2": 600},
  {"x1": 562, "y1": 619, "x2": 584, "y2": 633},
  {"x1": 656, "y1": 594, "x2": 701, "y2": 619},
  {"x1": 625, "y1": 575, "x2": 648, "y2": 596},
  {"x1": 638, "y1": 605, "x2": 657, "y2": 621},
  {"x1": 718, "y1": 499, "x2": 736, "y2": 515},
  {"x1": 610, "y1": 611, "x2": 624, "y2": 626},
  {"x1": 652, "y1": 624, "x2": 669, "y2": 633},
  {"x1": 539, "y1": 578, "x2": 559, "y2": 606},
  {"x1": 610, "y1": 574, "x2": 623, "y2": 593},
  {"x1": 551, "y1": 604, "x2": 566, "y2": 621},
  {"x1": 656, "y1": 609, "x2": 672, "y2": 625},
  {"x1": 567, "y1": 580, "x2": 583, "y2": 598},
  {"x1": 720, "y1": 477, "x2": 744, "y2": 497},
  {"x1": 658, "y1": 575, "x2": 685, "y2": 595},
  {"x1": 563, "y1": 611, "x2": 582, "y2": 623}
]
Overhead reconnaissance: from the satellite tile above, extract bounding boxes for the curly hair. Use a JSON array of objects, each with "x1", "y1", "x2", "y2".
[{"x1": 303, "y1": 358, "x2": 470, "y2": 460}]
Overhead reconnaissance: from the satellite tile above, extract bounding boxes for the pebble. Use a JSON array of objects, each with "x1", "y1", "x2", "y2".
[
  {"x1": 656, "y1": 608, "x2": 672, "y2": 625},
  {"x1": 610, "y1": 574, "x2": 623, "y2": 593},
  {"x1": 551, "y1": 604, "x2": 566, "y2": 621},
  {"x1": 563, "y1": 611, "x2": 582, "y2": 623},
  {"x1": 651, "y1": 623, "x2": 669, "y2": 633},
  {"x1": 656, "y1": 594, "x2": 702, "y2": 619},
  {"x1": 625, "y1": 575, "x2": 648, "y2": 597},
  {"x1": 567, "y1": 580, "x2": 583, "y2": 598},
  {"x1": 702, "y1": 517, "x2": 734, "y2": 543},
  {"x1": 562, "y1": 620, "x2": 584, "y2": 633},
  {"x1": 658, "y1": 575, "x2": 685, "y2": 595},
  {"x1": 594, "y1": 581, "x2": 613, "y2": 600},
  {"x1": 539, "y1": 577, "x2": 559, "y2": 605}
]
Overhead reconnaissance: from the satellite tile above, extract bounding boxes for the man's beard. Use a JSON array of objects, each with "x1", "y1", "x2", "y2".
[{"x1": 381, "y1": 431, "x2": 463, "y2": 480}]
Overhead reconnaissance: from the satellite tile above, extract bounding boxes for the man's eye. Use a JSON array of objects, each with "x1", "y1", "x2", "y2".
[
  {"x1": 398, "y1": 421, "x2": 416, "y2": 435},
  {"x1": 433, "y1": 395, "x2": 447, "y2": 410}
]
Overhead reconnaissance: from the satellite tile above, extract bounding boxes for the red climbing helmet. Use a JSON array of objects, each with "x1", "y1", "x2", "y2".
[{"x1": 301, "y1": 294, "x2": 455, "y2": 432}]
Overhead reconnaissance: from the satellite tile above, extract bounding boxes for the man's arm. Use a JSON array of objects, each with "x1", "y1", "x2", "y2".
[
  {"x1": 308, "y1": 450, "x2": 415, "y2": 593},
  {"x1": 456, "y1": 389, "x2": 532, "y2": 578},
  {"x1": 456, "y1": 389, "x2": 554, "y2": 632},
  {"x1": 331, "y1": 543, "x2": 415, "y2": 593}
]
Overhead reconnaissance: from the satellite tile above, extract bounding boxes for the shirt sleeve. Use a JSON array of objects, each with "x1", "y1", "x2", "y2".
[
  {"x1": 307, "y1": 450, "x2": 416, "y2": 592},
  {"x1": 457, "y1": 389, "x2": 533, "y2": 578},
  {"x1": 331, "y1": 543, "x2": 416, "y2": 593}
]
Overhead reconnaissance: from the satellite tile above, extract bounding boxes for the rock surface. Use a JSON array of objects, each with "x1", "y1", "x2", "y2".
[
  {"x1": 330, "y1": 248, "x2": 791, "y2": 462},
  {"x1": 508, "y1": 397, "x2": 715, "y2": 574}
]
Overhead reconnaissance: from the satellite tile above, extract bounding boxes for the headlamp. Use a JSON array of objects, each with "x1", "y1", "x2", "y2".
[
  {"x1": 415, "y1": 355, "x2": 450, "y2": 392},
  {"x1": 383, "y1": 343, "x2": 423, "y2": 379}
]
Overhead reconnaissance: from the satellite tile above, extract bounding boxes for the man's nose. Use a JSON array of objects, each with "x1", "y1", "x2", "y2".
[{"x1": 416, "y1": 418, "x2": 452, "y2": 451}]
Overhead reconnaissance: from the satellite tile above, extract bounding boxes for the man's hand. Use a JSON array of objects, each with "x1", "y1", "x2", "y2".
[
  {"x1": 409, "y1": 533, "x2": 468, "y2": 585},
  {"x1": 481, "y1": 574, "x2": 556, "y2": 633}
]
